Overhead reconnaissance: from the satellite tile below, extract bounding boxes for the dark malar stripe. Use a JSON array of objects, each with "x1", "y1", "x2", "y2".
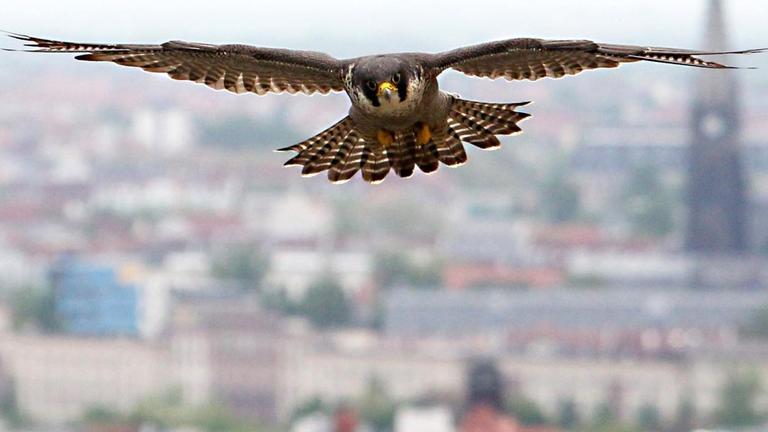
[
  {"x1": 397, "y1": 75, "x2": 408, "y2": 102},
  {"x1": 362, "y1": 85, "x2": 381, "y2": 107}
]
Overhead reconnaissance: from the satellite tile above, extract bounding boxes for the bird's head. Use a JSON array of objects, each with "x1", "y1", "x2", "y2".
[{"x1": 347, "y1": 56, "x2": 421, "y2": 114}]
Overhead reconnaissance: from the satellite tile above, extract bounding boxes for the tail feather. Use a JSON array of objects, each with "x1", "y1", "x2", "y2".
[
  {"x1": 447, "y1": 115, "x2": 496, "y2": 150},
  {"x1": 327, "y1": 132, "x2": 364, "y2": 184},
  {"x1": 389, "y1": 132, "x2": 417, "y2": 178},
  {"x1": 301, "y1": 128, "x2": 353, "y2": 176},
  {"x1": 362, "y1": 145, "x2": 391, "y2": 184},
  {"x1": 454, "y1": 100, "x2": 530, "y2": 135},
  {"x1": 415, "y1": 139, "x2": 440, "y2": 174},
  {"x1": 452, "y1": 110, "x2": 502, "y2": 149},
  {"x1": 278, "y1": 98, "x2": 530, "y2": 183},
  {"x1": 300, "y1": 136, "x2": 339, "y2": 176},
  {"x1": 450, "y1": 99, "x2": 531, "y2": 149},
  {"x1": 431, "y1": 126, "x2": 462, "y2": 167},
  {"x1": 278, "y1": 117, "x2": 353, "y2": 166},
  {"x1": 327, "y1": 130, "x2": 357, "y2": 176},
  {"x1": 440, "y1": 127, "x2": 469, "y2": 167},
  {"x1": 447, "y1": 116, "x2": 474, "y2": 141}
]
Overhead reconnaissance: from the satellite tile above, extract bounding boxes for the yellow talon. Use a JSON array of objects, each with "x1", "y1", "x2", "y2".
[
  {"x1": 416, "y1": 123, "x2": 432, "y2": 145},
  {"x1": 377, "y1": 130, "x2": 394, "y2": 147}
]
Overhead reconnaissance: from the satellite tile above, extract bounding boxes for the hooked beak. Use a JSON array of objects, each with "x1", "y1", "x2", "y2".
[{"x1": 377, "y1": 81, "x2": 397, "y2": 101}]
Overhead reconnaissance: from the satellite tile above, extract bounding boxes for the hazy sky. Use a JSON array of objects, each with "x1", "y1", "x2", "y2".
[{"x1": 3, "y1": 0, "x2": 767, "y2": 57}]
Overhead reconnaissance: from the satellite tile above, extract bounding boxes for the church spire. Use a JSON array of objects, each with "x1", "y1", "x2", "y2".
[
  {"x1": 686, "y1": 0, "x2": 752, "y2": 283},
  {"x1": 696, "y1": 0, "x2": 738, "y2": 107},
  {"x1": 704, "y1": 0, "x2": 729, "y2": 52}
]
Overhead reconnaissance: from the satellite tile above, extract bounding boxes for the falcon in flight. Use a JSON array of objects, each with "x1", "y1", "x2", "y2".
[{"x1": 5, "y1": 32, "x2": 765, "y2": 183}]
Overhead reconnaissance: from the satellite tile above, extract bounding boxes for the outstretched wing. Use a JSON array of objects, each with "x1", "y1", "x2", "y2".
[
  {"x1": 430, "y1": 38, "x2": 766, "y2": 81},
  {"x1": 5, "y1": 32, "x2": 346, "y2": 95}
]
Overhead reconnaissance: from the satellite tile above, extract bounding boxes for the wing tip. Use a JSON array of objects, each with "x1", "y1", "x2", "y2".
[
  {"x1": 1, "y1": 29, "x2": 30, "y2": 41},
  {"x1": 719, "y1": 47, "x2": 768, "y2": 56},
  {"x1": 274, "y1": 146, "x2": 300, "y2": 153},
  {"x1": 1, "y1": 30, "x2": 34, "y2": 52},
  {"x1": 74, "y1": 54, "x2": 98, "y2": 61},
  {"x1": 1, "y1": 31, "x2": 62, "y2": 52}
]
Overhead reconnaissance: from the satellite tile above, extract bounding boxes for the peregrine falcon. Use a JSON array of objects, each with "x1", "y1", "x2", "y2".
[{"x1": 4, "y1": 32, "x2": 765, "y2": 184}]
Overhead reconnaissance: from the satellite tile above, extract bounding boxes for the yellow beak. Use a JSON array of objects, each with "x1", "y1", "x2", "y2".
[{"x1": 377, "y1": 81, "x2": 397, "y2": 98}]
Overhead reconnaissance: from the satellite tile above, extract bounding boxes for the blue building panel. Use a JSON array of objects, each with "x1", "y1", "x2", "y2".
[{"x1": 50, "y1": 257, "x2": 140, "y2": 337}]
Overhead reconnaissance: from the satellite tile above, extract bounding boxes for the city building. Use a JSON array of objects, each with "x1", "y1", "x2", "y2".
[
  {"x1": 0, "y1": 335, "x2": 169, "y2": 424},
  {"x1": 395, "y1": 406, "x2": 455, "y2": 432},
  {"x1": 267, "y1": 248, "x2": 374, "y2": 301},
  {"x1": 169, "y1": 290, "x2": 288, "y2": 422},
  {"x1": 439, "y1": 217, "x2": 563, "y2": 290},
  {"x1": 50, "y1": 256, "x2": 141, "y2": 337},
  {"x1": 278, "y1": 332, "x2": 464, "y2": 421},
  {"x1": 383, "y1": 288, "x2": 768, "y2": 342}
]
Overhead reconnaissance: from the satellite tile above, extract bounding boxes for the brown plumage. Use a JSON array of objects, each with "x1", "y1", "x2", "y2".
[{"x1": 4, "y1": 31, "x2": 765, "y2": 184}]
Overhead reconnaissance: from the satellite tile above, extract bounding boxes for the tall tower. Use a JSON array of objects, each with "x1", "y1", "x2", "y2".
[
  {"x1": 686, "y1": 0, "x2": 758, "y2": 288},
  {"x1": 466, "y1": 359, "x2": 504, "y2": 411}
]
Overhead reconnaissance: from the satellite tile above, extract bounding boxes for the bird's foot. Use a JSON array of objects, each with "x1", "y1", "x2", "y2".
[
  {"x1": 416, "y1": 123, "x2": 431, "y2": 145},
  {"x1": 377, "y1": 130, "x2": 395, "y2": 147}
]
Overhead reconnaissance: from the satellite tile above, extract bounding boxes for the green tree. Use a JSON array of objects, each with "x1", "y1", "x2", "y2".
[
  {"x1": 557, "y1": 398, "x2": 580, "y2": 430},
  {"x1": 715, "y1": 370, "x2": 763, "y2": 428},
  {"x1": 672, "y1": 397, "x2": 696, "y2": 432},
  {"x1": 369, "y1": 199, "x2": 443, "y2": 240},
  {"x1": 334, "y1": 195, "x2": 444, "y2": 242},
  {"x1": 636, "y1": 403, "x2": 661, "y2": 431},
  {"x1": 82, "y1": 405, "x2": 131, "y2": 428},
  {"x1": 334, "y1": 198, "x2": 370, "y2": 238},
  {"x1": 130, "y1": 389, "x2": 267, "y2": 432},
  {"x1": 358, "y1": 377, "x2": 396, "y2": 432},
  {"x1": 211, "y1": 245, "x2": 268, "y2": 290},
  {"x1": 374, "y1": 251, "x2": 442, "y2": 289},
  {"x1": 192, "y1": 404, "x2": 251, "y2": 432},
  {"x1": 290, "y1": 397, "x2": 329, "y2": 423},
  {"x1": 578, "y1": 424, "x2": 639, "y2": 432},
  {"x1": 130, "y1": 387, "x2": 184, "y2": 428},
  {"x1": 593, "y1": 401, "x2": 618, "y2": 428},
  {"x1": 622, "y1": 164, "x2": 675, "y2": 238},
  {"x1": 8, "y1": 286, "x2": 59, "y2": 333},
  {"x1": 539, "y1": 169, "x2": 582, "y2": 223},
  {"x1": 261, "y1": 288, "x2": 301, "y2": 316},
  {"x1": 506, "y1": 395, "x2": 548, "y2": 426},
  {"x1": 201, "y1": 114, "x2": 301, "y2": 150},
  {"x1": 299, "y1": 278, "x2": 352, "y2": 328},
  {"x1": 742, "y1": 305, "x2": 768, "y2": 339},
  {"x1": 0, "y1": 380, "x2": 29, "y2": 428}
]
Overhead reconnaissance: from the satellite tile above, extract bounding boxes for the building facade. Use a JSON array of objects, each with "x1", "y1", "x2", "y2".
[
  {"x1": 170, "y1": 291, "x2": 286, "y2": 422},
  {"x1": 50, "y1": 256, "x2": 140, "y2": 337},
  {"x1": 0, "y1": 335, "x2": 169, "y2": 424}
]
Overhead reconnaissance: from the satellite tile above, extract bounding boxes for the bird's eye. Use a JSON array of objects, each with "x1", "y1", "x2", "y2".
[
  {"x1": 366, "y1": 80, "x2": 377, "y2": 91},
  {"x1": 392, "y1": 73, "x2": 401, "y2": 84}
]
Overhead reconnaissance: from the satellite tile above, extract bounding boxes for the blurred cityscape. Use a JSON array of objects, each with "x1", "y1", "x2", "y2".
[{"x1": 1, "y1": 1, "x2": 768, "y2": 432}]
